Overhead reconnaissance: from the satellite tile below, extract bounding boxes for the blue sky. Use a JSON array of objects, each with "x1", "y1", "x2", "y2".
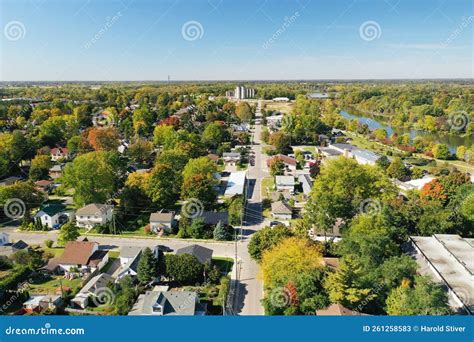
[{"x1": 1, "y1": 0, "x2": 472, "y2": 81}]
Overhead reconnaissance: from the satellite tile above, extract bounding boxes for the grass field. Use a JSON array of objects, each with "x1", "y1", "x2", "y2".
[
  {"x1": 29, "y1": 274, "x2": 82, "y2": 295},
  {"x1": 212, "y1": 257, "x2": 234, "y2": 275},
  {"x1": 262, "y1": 177, "x2": 275, "y2": 198},
  {"x1": 263, "y1": 101, "x2": 294, "y2": 114}
]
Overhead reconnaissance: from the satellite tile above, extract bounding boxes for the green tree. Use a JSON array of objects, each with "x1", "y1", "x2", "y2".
[
  {"x1": 57, "y1": 222, "x2": 80, "y2": 246},
  {"x1": 386, "y1": 276, "x2": 451, "y2": 315},
  {"x1": 137, "y1": 247, "x2": 158, "y2": 284},
  {"x1": 181, "y1": 157, "x2": 218, "y2": 208},
  {"x1": 114, "y1": 276, "x2": 137, "y2": 315},
  {"x1": 235, "y1": 102, "x2": 253, "y2": 122},
  {"x1": 29, "y1": 155, "x2": 52, "y2": 181},
  {"x1": 213, "y1": 221, "x2": 234, "y2": 241},
  {"x1": 165, "y1": 254, "x2": 204, "y2": 285},
  {"x1": 386, "y1": 157, "x2": 409, "y2": 180},
  {"x1": 269, "y1": 159, "x2": 285, "y2": 177},
  {"x1": 61, "y1": 151, "x2": 123, "y2": 206},
  {"x1": 248, "y1": 225, "x2": 294, "y2": 262},
  {"x1": 305, "y1": 158, "x2": 396, "y2": 234},
  {"x1": 432, "y1": 144, "x2": 451, "y2": 160}
]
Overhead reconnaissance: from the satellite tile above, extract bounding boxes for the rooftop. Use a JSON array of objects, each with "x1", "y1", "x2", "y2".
[
  {"x1": 224, "y1": 171, "x2": 246, "y2": 197},
  {"x1": 176, "y1": 244, "x2": 213, "y2": 264},
  {"x1": 129, "y1": 290, "x2": 205, "y2": 316},
  {"x1": 410, "y1": 234, "x2": 474, "y2": 313},
  {"x1": 76, "y1": 203, "x2": 113, "y2": 216}
]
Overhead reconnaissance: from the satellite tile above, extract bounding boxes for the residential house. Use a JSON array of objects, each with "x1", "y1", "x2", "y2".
[
  {"x1": 23, "y1": 295, "x2": 62, "y2": 313},
  {"x1": 54, "y1": 241, "x2": 109, "y2": 275},
  {"x1": 75, "y1": 203, "x2": 113, "y2": 229},
  {"x1": 34, "y1": 204, "x2": 69, "y2": 229},
  {"x1": 114, "y1": 246, "x2": 161, "y2": 282},
  {"x1": 149, "y1": 211, "x2": 175, "y2": 234},
  {"x1": 72, "y1": 273, "x2": 115, "y2": 309},
  {"x1": 316, "y1": 146, "x2": 343, "y2": 164},
  {"x1": 272, "y1": 97, "x2": 290, "y2": 102},
  {"x1": 193, "y1": 212, "x2": 229, "y2": 226},
  {"x1": 267, "y1": 154, "x2": 297, "y2": 174},
  {"x1": 328, "y1": 143, "x2": 381, "y2": 166},
  {"x1": 207, "y1": 153, "x2": 219, "y2": 163},
  {"x1": 222, "y1": 152, "x2": 241, "y2": 166},
  {"x1": 316, "y1": 303, "x2": 368, "y2": 316},
  {"x1": 275, "y1": 175, "x2": 295, "y2": 194},
  {"x1": 298, "y1": 174, "x2": 313, "y2": 197},
  {"x1": 265, "y1": 114, "x2": 283, "y2": 130},
  {"x1": 271, "y1": 201, "x2": 293, "y2": 221},
  {"x1": 48, "y1": 164, "x2": 64, "y2": 179},
  {"x1": 0, "y1": 240, "x2": 29, "y2": 257},
  {"x1": 50, "y1": 147, "x2": 70, "y2": 161},
  {"x1": 176, "y1": 244, "x2": 213, "y2": 265},
  {"x1": 0, "y1": 176, "x2": 21, "y2": 187},
  {"x1": 224, "y1": 171, "x2": 246, "y2": 197},
  {"x1": 129, "y1": 290, "x2": 206, "y2": 316},
  {"x1": 34, "y1": 180, "x2": 53, "y2": 193},
  {"x1": 310, "y1": 218, "x2": 344, "y2": 243}
]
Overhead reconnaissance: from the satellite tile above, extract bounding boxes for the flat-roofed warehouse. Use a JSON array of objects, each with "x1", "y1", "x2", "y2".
[{"x1": 408, "y1": 234, "x2": 474, "y2": 315}]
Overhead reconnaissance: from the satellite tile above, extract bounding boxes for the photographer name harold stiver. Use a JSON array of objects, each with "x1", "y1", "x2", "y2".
[{"x1": 420, "y1": 325, "x2": 466, "y2": 333}]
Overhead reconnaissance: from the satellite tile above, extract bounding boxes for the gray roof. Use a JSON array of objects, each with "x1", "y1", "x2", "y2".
[
  {"x1": 271, "y1": 201, "x2": 292, "y2": 215},
  {"x1": 76, "y1": 203, "x2": 113, "y2": 216},
  {"x1": 298, "y1": 174, "x2": 313, "y2": 195},
  {"x1": 129, "y1": 290, "x2": 205, "y2": 316},
  {"x1": 195, "y1": 211, "x2": 228, "y2": 225},
  {"x1": 119, "y1": 246, "x2": 142, "y2": 259},
  {"x1": 410, "y1": 234, "x2": 474, "y2": 313},
  {"x1": 318, "y1": 147, "x2": 343, "y2": 156},
  {"x1": 176, "y1": 244, "x2": 213, "y2": 264},
  {"x1": 150, "y1": 211, "x2": 174, "y2": 223},
  {"x1": 79, "y1": 273, "x2": 115, "y2": 295}
]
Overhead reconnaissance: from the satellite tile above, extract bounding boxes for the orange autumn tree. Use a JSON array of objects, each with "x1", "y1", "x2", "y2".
[
  {"x1": 87, "y1": 127, "x2": 120, "y2": 151},
  {"x1": 420, "y1": 178, "x2": 447, "y2": 203}
]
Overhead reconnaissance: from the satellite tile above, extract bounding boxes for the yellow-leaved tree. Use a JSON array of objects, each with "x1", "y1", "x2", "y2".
[{"x1": 260, "y1": 237, "x2": 323, "y2": 289}]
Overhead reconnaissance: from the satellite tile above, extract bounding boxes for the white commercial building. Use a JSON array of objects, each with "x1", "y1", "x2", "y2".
[
  {"x1": 409, "y1": 234, "x2": 474, "y2": 315},
  {"x1": 224, "y1": 171, "x2": 247, "y2": 197}
]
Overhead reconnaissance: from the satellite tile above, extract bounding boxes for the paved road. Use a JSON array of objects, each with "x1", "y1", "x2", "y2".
[
  {"x1": 232, "y1": 100, "x2": 266, "y2": 315},
  {"x1": 2, "y1": 100, "x2": 268, "y2": 316}
]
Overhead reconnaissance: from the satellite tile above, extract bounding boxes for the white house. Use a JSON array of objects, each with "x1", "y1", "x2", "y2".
[
  {"x1": 72, "y1": 273, "x2": 115, "y2": 309},
  {"x1": 55, "y1": 241, "x2": 109, "y2": 274},
  {"x1": 75, "y1": 203, "x2": 113, "y2": 229},
  {"x1": 222, "y1": 152, "x2": 241, "y2": 166},
  {"x1": 114, "y1": 246, "x2": 161, "y2": 283},
  {"x1": 271, "y1": 201, "x2": 293, "y2": 220},
  {"x1": 50, "y1": 147, "x2": 70, "y2": 162},
  {"x1": 275, "y1": 175, "x2": 295, "y2": 194},
  {"x1": 34, "y1": 204, "x2": 69, "y2": 229},
  {"x1": 149, "y1": 211, "x2": 175, "y2": 234}
]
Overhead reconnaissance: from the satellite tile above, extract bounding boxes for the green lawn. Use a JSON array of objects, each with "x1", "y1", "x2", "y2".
[
  {"x1": 212, "y1": 257, "x2": 234, "y2": 275},
  {"x1": 261, "y1": 177, "x2": 275, "y2": 198},
  {"x1": 29, "y1": 274, "x2": 82, "y2": 295},
  {"x1": 41, "y1": 247, "x2": 64, "y2": 257}
]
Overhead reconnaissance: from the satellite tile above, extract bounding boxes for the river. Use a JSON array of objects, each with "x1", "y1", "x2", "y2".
[{"x1": 340, "y1": 110, "x2": 473, "y2": 154}]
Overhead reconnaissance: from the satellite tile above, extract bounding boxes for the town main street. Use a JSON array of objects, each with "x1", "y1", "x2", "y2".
[
  {"x1": 232, "y1": 100, "x2": 266, "y2": 315},
  {"x1": 2, "y1": 100, "x2": 268, "y2": 315}
]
